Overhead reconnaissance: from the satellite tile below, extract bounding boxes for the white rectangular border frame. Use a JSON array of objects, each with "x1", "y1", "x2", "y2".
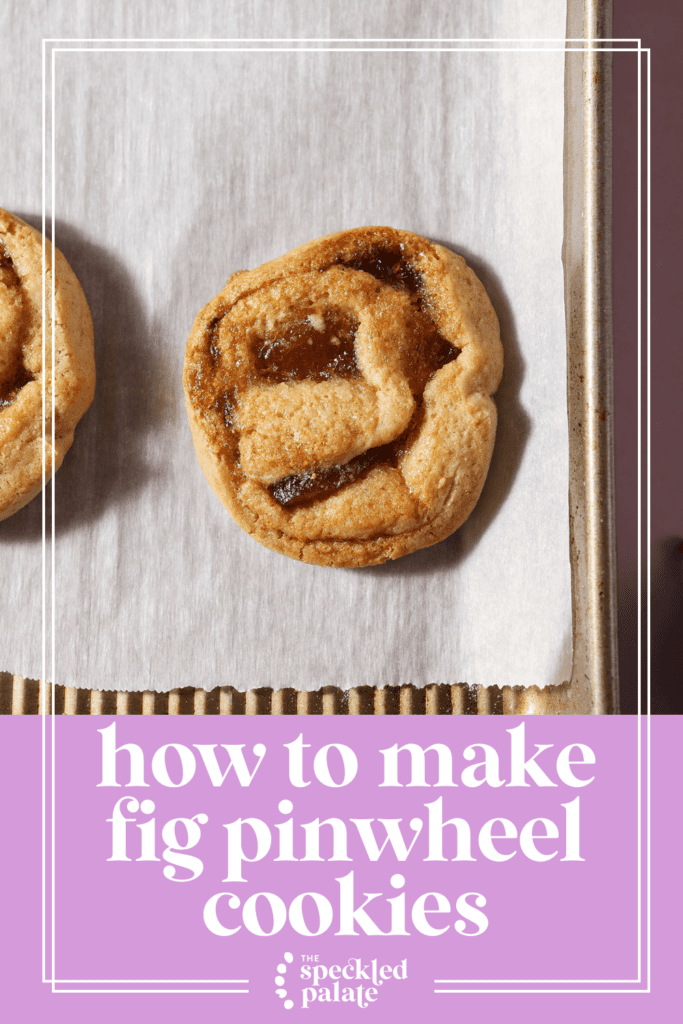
[{"x1": 40, "y1": 34, "x2": 650, "y2": 997}]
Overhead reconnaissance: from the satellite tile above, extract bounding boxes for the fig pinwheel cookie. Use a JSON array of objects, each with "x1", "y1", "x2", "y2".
[
  {"x1": 0, "y1": 209, "x2": 95, "y2": 521},
  {"x1": 184, "y1": 226, "x2": 502, "y2": 567}
]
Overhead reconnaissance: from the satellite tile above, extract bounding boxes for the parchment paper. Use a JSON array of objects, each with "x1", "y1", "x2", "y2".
[{"x1": 0, "y1": 1, "x2": 571, "y2": 691}]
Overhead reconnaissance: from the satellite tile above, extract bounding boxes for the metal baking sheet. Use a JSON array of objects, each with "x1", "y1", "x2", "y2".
[
  {"x1": 1, "y1": 0, "x2": 618, "y2": 714},
  {"x1": 562, "y1": 0, "x2": 618, "y2": 713}
]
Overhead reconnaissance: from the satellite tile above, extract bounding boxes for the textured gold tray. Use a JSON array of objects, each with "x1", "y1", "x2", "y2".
[
  {"x1": 2, "y1": 2, "x2": 618, "y2": 717},
  {"x1": 562, "y1": 0, "x2": 618, "y2": 712},
  {"x1": 1, "y1": 674, "x2": 574, "y2": 716}
]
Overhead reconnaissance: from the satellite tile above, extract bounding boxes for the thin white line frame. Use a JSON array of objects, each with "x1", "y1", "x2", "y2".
[{"x1": 41, "y1": 33, "x2": 650, "y2": 999}]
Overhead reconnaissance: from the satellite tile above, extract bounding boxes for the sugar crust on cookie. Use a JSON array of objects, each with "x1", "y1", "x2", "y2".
[
  {"x1": 184, "y1": 226, "x2": 502, "y2": 567},
  {"x1": 0, "y1": 208, "x2": 95, "y2": 521}
]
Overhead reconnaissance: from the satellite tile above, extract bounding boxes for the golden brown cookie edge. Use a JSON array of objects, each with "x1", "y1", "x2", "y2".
[
  {"x1": 0, "y1": 208, "x2": 96, "y2": 521},
  {"x1": 183, "y1": 227, "x2": 502, "y2": 567}
]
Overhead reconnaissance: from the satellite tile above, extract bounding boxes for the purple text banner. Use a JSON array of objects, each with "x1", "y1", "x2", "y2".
[{"x1": 1, "y1": 715, "x2": 678, "y2": 1021}]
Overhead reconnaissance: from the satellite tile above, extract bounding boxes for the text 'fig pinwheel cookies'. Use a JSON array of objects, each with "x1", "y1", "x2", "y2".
[
  {"x1": 184, "y1": 227, "x2": 502, "y2": 567},
  {"x1": 0, "y1": 208, "x2": 95, "y2": 521}
]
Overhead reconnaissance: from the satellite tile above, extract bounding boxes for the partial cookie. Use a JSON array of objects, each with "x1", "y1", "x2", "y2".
[
  {"x1": 0, "y1": 209, "x2": 95, "y2": 521},
  {"x1": 184, "y1": 226, "x2": 502, "y2": 567}
]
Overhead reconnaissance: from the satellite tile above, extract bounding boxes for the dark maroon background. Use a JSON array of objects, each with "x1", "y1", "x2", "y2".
[{"x1": 613, "y1": 3, "x2": 682, "y2": 713}]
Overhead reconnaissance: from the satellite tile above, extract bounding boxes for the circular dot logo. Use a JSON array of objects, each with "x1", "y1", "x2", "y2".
[{"x1": 275, "y1": 951, "x2": 294, "y2": 1010}]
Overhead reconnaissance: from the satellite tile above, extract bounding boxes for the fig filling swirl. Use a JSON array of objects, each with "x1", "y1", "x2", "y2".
[
  {"x1": 186, "y1": 242, "x2": 462, "y2": 511},
  {"x1": 263, "y1": 246, "x2": 460, "y2": 508}
]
